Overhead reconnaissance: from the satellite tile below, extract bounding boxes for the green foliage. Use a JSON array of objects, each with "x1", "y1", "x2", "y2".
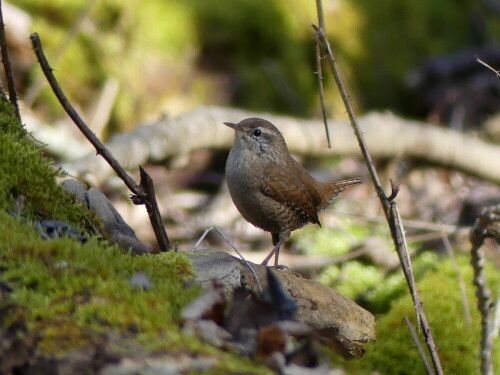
[
  {"x1": 188, "y1": 0, "x2": 317, "y2": 115},
  {"x1": 331, "y1": 0, "x2": 500, "y2": 111},
  {"x1": 339, "y1": 256, "x2": 500, "y2": 374}
]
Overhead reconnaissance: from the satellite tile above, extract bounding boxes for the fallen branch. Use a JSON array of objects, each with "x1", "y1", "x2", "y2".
[
  {"x1": 60, "y1": 107, "x2": 500, "y2": 185},
  {"x1": 469, "y1": 205, "x2": 500, "y2": 375},
  {"x1": 30, "y1": 32, "x2": 171, "y2": 252}
]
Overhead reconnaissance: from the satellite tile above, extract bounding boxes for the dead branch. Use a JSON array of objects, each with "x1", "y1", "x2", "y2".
[
  {"x1": 61, "y1": 106, "x2": 500, "y2": 185},
  {"x1": 313, "y1": 0, "x2": 443, "y2": 372},
  {"x1": 469, "y1": 205, "x2": 500, "y2": 375},
  {"x1": 30, "y1": 32, "x2": 171, "y2": 252}
]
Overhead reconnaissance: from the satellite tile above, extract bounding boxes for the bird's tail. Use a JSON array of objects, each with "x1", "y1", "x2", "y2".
[{"x1": 320, "y1": 178, "x2": 362, "y2": 208}]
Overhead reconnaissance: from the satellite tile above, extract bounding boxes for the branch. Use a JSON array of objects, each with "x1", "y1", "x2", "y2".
[
  {"x1": 0, "y1": 1, "x2": 21, "y2": 124},
  {"x1": 30, "y1": 32, "x2": 171, "y2": 252},
  {"x1": 60, "y1": 107, "x2": 500, "y2": 185},
  {"x1": 313, "y1": 25, "x2": 331, "y2": 148},
  {"x1": 314, "y1": 1, "x2": 443, "y2": 373},
  {"x1": 476, "y1": 56, "x2": 500, "y2": 78},
  {"x1": 469, "y1": 205, "x2": 500, "y2": 375},
  {"x1": 404, "y1": 316, "x2": 433, "y2": 375}
]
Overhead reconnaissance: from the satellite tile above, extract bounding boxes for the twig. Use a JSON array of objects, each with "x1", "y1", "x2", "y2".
[
  {"x1": 476, "y1": 56, "x2": 500, "y2": 78},
  {"x1": 0, "y1": 1, "x2": 21, "y2": 124},
  {"x1": 440, "y1": 228, "x2": 471, "y2": 325},
  {"x1": 313, "y1": 26, "x2": 331, "y2": 148},
  {"x1": 387, "y1": 179, "x2": 400, "y2": 201},
  {"x1": 136, "y1": 166, "x2": 171, "y2": 252},
  {"x1": 404, "y1": 316, "x2": 434, "y2": 375},
  {"x1": 192, "y1": 226, "x2": 263, "y2": 293},
  {"x1": 392, "y1": 203, "x2": 420, "y2": 331},
  {"x1": 469, "y1": 205, "x2": 500, "y2": 375},
  {"x1": 314, "y1": 1, "x2": 443, "y2": 373},
  {"x1": 30, "y1": 32, "x2": 171, "y2": 252}
]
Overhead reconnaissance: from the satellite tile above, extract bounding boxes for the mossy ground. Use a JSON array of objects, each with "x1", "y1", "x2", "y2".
[
  {"x1": 335, "y1": 256, "x2": 500, "y2": 374},
  {"x1": 0, "y1": 102, "x2": 271, "y2": 373}
]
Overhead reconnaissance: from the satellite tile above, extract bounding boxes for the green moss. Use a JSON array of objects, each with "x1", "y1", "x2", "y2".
[
  {"x1": 0, "y1": 211, "x2": 195, "y2": 350},
  {"x1": 0, "y1": 101, "x2": 91, "y2": 228},
  {"x1": 0, "y1": 102, "x2": 271, "y2": 372},
  {"x1": 338, "y1": 256, "x2": 500, "y2": 374}
]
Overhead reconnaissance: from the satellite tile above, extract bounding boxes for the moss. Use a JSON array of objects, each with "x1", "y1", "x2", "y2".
[
  {"x1": 0, "y1": 101, "x2": 93, "y2": 229},
  {"x1": 338, "y1": 256, "x2": 500, "y2": 374},
  {"x1": 0, "y1": 102, "x2": 270, "y2": 372}
]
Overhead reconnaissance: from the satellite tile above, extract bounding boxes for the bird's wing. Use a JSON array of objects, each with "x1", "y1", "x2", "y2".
[{"x1": 260, "y1": 161, "x2": 321, "y2": 225}]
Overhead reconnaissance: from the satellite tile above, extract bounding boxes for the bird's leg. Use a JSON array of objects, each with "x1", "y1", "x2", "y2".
[{"x1": 261, "y1": 232, "x2": 290, "y2": 266}]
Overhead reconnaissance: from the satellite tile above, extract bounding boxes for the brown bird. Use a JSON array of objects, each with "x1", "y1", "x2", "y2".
[{"x1": 224, "y1": 118, "x2": 361, "y2": 266}]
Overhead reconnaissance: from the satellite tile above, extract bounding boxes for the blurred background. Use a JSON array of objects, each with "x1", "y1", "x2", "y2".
[
  {"x1": 3, "y1": 0, "x2": 500, "y2": 371},
  {"x1": 8, "y1": 0, "x2": 500, "y2": 130}
]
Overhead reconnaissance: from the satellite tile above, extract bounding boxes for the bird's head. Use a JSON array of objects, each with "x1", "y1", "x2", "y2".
[{"x1": 223, "y1": 118, "x2": 288, "y2": 159}]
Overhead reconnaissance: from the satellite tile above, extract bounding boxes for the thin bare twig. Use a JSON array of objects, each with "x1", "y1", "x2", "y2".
[
  {"x1": 314, "y1": 1, "x2": 443, "y2": 373},
  {"x1": 192, "y1": 226, "x2": 263, "y2": 293},
  {"x1": 404, "y1": 316, "x2": 434, "y2": 375},
  {"x1": 387, "y1": 179, "x2": 400, "y2": 201},
  {"x1": 313, "y1": 26, "x2": 331, "y2": 148},
  {"x1": 469, "y1": 205, "x2": 500, "y2": 375},
  {"x1": 137, "y1": 166, "x2": 171, "y2": 252},
  {"x1": 0, "y1": 1, "x2": 21, "y2": 124},
  {"x1": 476, "y1": 56, "x2": 500, "y2": 78},
  {"x1": 392, "y1": 204, "x2": 421, "y2": 331},
  {"x1": 440, "y1": 228, "x2": 471, "y2": 325},
  {"x1": 30, "y1": 32, "x2": 171, "y2": 252}
]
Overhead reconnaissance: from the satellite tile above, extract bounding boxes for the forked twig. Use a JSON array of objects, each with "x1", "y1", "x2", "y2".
[
  {"x1": 0, "y1": 2, "x2": 21, "y2": 124},
  {"x1": 193, "y1": 226, "x2": 263, "y2": 293},
  {"x1": 313, "y1": 1, "x2": 443, "y2": 373},
  {"x1": 404, "y1": 316, "x2": 433, "y2": 375},
  {"x1": 30, "y1": 32, "x2": 171, "y2": 252}
]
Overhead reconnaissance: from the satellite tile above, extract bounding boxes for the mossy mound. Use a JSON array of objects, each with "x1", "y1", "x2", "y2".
[
  {"x1": 0, "y1": 102, "x2": 271, "y2": 373},
  {"x1": 337, "y1": 256, "x2": 500, "y2": 374}
]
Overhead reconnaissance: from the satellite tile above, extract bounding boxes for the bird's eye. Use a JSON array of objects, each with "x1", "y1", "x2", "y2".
[{"x1": 253, "y1": 129, "x2": 261, "y2": 137}]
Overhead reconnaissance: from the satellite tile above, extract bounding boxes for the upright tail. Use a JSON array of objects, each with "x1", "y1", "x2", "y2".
[{"x1": 320, "y1": 177, "x2": 362, "y2": 208}]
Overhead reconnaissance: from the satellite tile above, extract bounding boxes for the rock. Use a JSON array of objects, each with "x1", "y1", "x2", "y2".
[{"x1": 186, "y1": 249, "x2": 376, "y2": 359}]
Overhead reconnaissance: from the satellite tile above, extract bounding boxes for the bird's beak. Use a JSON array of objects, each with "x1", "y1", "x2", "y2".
[{"x1": 223, "y1": 121, "x2": 240, "y2": 130}]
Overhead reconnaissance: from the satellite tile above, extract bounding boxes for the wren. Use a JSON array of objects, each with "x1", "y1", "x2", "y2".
[{"x1": 224, "y1": 118, "x2": 361, "y2": 266}]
